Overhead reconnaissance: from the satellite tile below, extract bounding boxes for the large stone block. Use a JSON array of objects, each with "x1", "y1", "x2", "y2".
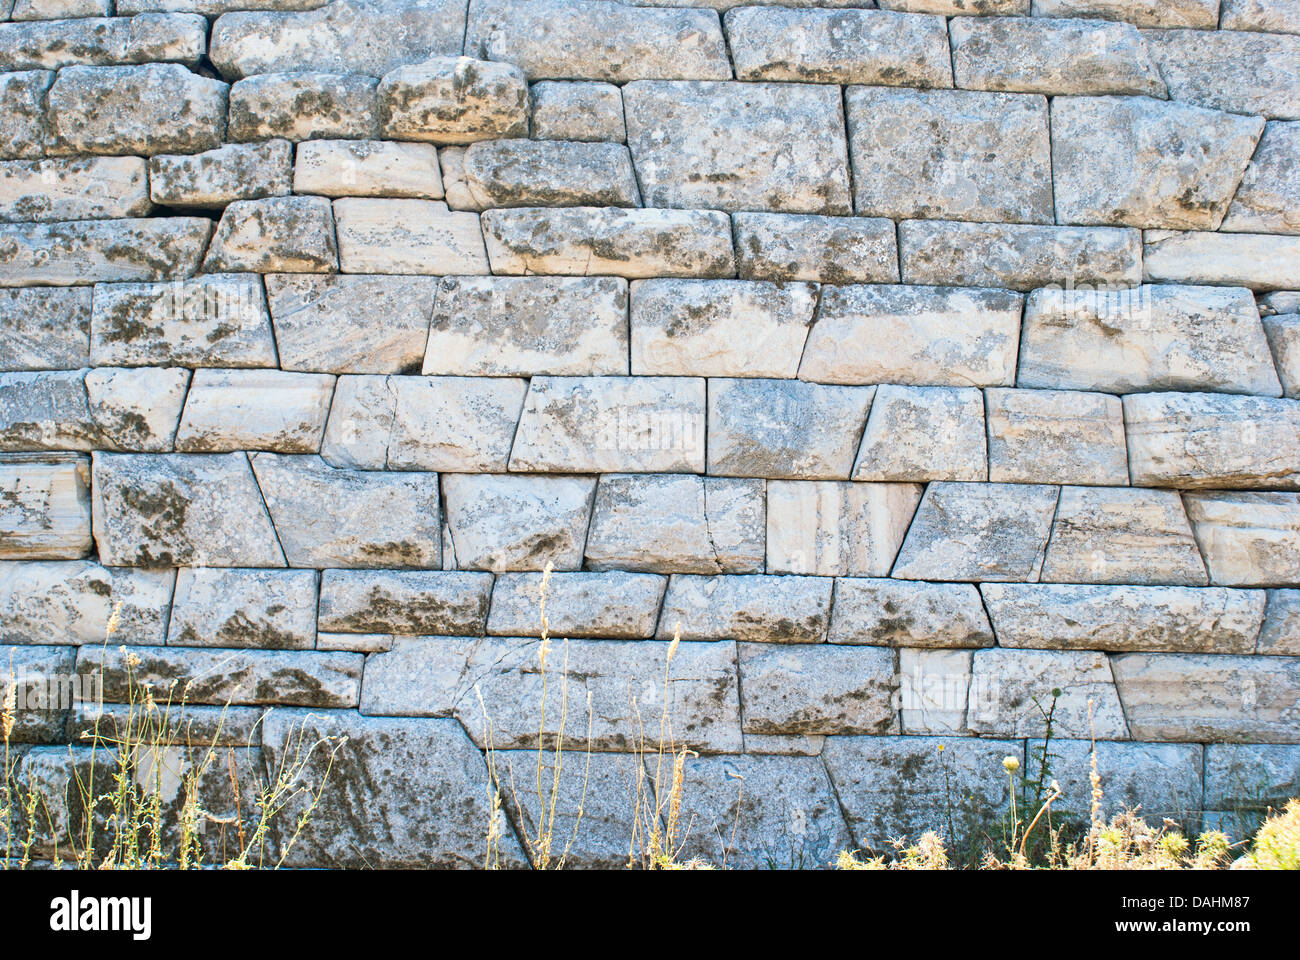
[
  {"x1": 46, "y1": 63, "x2": 227, "y2": 155},
  {"x1": 462, "y1": 139, "x2": 639, "y2": 209},
  {"x1": 1019, "y1": 284, "x2": 1282, "y2": 396},
  {"x1": 465, "y1": 0, "x2": 731, "y2": 82},
  {"x1": 1259, "y1": 589, "x2": 1300, "y2": 655},
  {"x1": 250, "y1": 453, "x2": 441, "y2": 568},
  {"x1": 985, "y1": 388, "x2": 1129, "y2": 485},
  {"x1": 1123, "y1": 392, "x2": 1300, "y2": 488},
  {"x1": 1051, "y1": 96, "x2": 1263, "y2": 230},
  {"x1": 166, "y1": 567, "x2": 317, "y2": 648},
  {"x1": 983, "y1": 583, "x2": 1265, "y2": 653},
  {"x1": 0, "y1": 370, "x2": 102, "y2": 451},
  {"x1": 210, "y1": 0, "x2": 466, "y2": 78},
  {"x1": 487, "y1": 570, "x2": 666, "y2": 639},
  {"x1": 732, "y1": 213, "x2": 898, "y2": 284},
  {"x1": 1142, "y1": 28, "x2": 1300, "y2": 120},
  {"x1": 0, "y1": 287, "x2": 91, "y2": 371},
  {"x1": 708, "y1": 378, "x2": 875, "y2": 479},
  {"x1": 530, "y1": 80, "x2": 625, "y2": 143},
  {"x1": 377, "y1": 56, "x2": 528, "y2": 145},
  {"x1": 0, "y1": 217, "x2": 211, "y2": 286},
  {"x1": 318, "y1": 569, "x2": 492, "y2": 636},
  {"x1": 227, "y1": 71, "x2": 379, "y2": 142},
  {"x1": 799, "y1": 284, "x2": 1023, "y2": 386},
  {"x1": 0, "y1": 69, "x2": 51, "y2": 160},
  {"x1": 1029, "y1": 740, "x2": 1204, "y2": 824},
  {"x1": 623, "y1": 80, "x2": 852, "y2": 214},
  {"x1": 1143, "y1": 230, "x2": 1300, "y2": 291},
  {"x1": 1183, "y1": 491, "x2": 1300, "y2": 586},
  {"x1": 1030, "y1": 0, "x2": 1217, "y2": 28},
  {"x1": 91, "y1": 452, "x2": 283, "y2": 567},
  {"x1": 203, "y1": 196, "x2": 337, "y2": 274},
  {"x1": 424, "y1": 275, "x2": 627, "y2": 377},
  {"x1": 656, "y1": 574, "x2": 833, "y2": 643},
  {"x1": 0, "y1": 644, "x2": 76, "y2": 742},
  {"x1": 584, "y1": 473, "x2": 765, "y2": 574},
  {"x1": 266, "y1": 273, "x2": 438, "y2": 375},
  {"x1": 481, "y1": 206, "x2": 735, "y2": 279},
  {"x1": 1204, "y1": 743, "x2": 1300, "y2": 813},
  {"x1": 853, "y1": 385, "x2": 987, "y2": 482},
  {"x1": 84, "y1": 367, "x2": 191, "y2": 452},
  {"x1": 846, "y1": 87, "x2": 1052, "y2": 224},
  {"x1": 510, "y1": 376, "x2": 706, "y2": 474},
  {"x1": 1111, "y1": 653, "x2": 1300, "y2": 742},
  {"x1": 766, "y1": 480, "x2": 922, "y2": 577},
  {"x1": 91, "y1": 274, "x2": 275, "y2": 369},
  {"x1": 968, "y1": 648, "x2": 1129, "y2": 738},
  {"x1": 0, "y1": 13, "x2": 206, "y2": 71},
  {"x1": 0, "y1": 156, "x2": 149, "y2": 222},
  {"x1": 1223, "y1": 121, "x2": 1300, "y2": 235},
  {"x1": 829, "y1": 578, "x2": 994, "y2": 648},
  {"x1": 149, "y1": 140, "x2": 293, "y2": 208},
  {"x1": 899, "y1": 648, "x2": 972, "y2": 734},
  {"x1": 892, "y1": 481, "x2": 1059, "y2": 582},
  {"x1": 726, "y1": 6, "x2": 952, "y2": 87},
  {"x1": 1221, "y1": 0, "x2": 1300, "y2": 33},
  {"x1": 11, "y1": 0, "x2": 109, "y2": 16},
  {"x1": 900, "y1": 220, "x2": 1142, "y2": 290},
  {"x1": 293, "y1": 139, "x2": 443, "y2": 199},
  {"x1": 739, "y1": 642, "x2": 898, "y2": 736},
  {"x1": 441, "y1": 473, "x2": 595, "y2": 572},
  {"x1": 0, "y1": 454, "x2": 90, "y2": 559},
  {"x1": 175, "y1": 368, "x2": 335, "y2": 454},
  {"x1": 0, "y1": 560, "x2": 173, "y2": 645},
  {"x1": 333, "y1": 198, "x2": 486, "y2": 274}
]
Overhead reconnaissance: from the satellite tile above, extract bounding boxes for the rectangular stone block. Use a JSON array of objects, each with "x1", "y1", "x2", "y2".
[
  {"x1": 829, "y1": 578, "x2": 994, "y2": 648},
  {"x1": 986, "y1": 388, "x2": 1129, "y2": 485},
  {"x1": 656, "y1": 573, "x2": 832, "y2": 643},
  {"x1": 900, "y1": 648, "x2": 972, "y2": 735},
  {"x1": 968, "y1": 648, "x2": 1128, "y2": 738},
  {"x1": 149, "y1": 140, "x2": 292, "y2": 208},
  {"x1": 0, "y1": 370, "x2": 98, "y2": 451},
  {"x1": 1204, "y1": 743, "x2": 1300, "y2": 812},
  {"x1": 1030, "y1": 0, "x2": 1218, "y2": 28},
  {"x1": 481, "y1": 206, "x2": 736, "y2": 279},
  {"x1": 732, "y1": 213, "x2": 898, "y2": 283},
  {"x1": 0, "y1": 560, "x2": 173, "y2": 645},
  {"x1": 85, "y1": 367, "x2": 191, "y2": 453},
  {"x1": 530, "y1": 80, "x2": 625, "y2": 143},
  {"x1": 293, "y1": 139, "x2": 443, "y2": 199},
  {"x1": 441, "y1": 473, "x2": 595, "y2": 572},
  {"x1": 1221, "y1": 0, "x2": 1300, "y2": 33},
  {"x1": 318, "y1": 569, "x2": 492, "y2": 636},
  {"x1": 0, "y1": 156, "x2": 149, "y2": 222},
  {"x1": 425, "y1": 276, "x2": 628, "y2": 377},
  {"x1": 1223, "y1": 121, "x2": 1300, "y2": 235},
  {"x1": 624, "y1": 80, "x2": 852, "y2": 214},
  {"x1": 0, "y1": 643, "x2": 75, "y2": 742},
  {"x1": 1259, "y1": 589, "x2": 1300, "y2": 655},
  {"x1": 799, "y1": 283, "x2": 1023, "y2": 387},
  {"x1": 0, "y1": 13, "x2": 206, "y2": 71},
  {"x1": 462, "y1": 139, "x2": 640, "y2": 208},
  {"x1": 1029, "y1": 740, "x2": 1204, "y2": 824},
  {"x1": 12, "y1": 0, "x2": 109, "y2": 17},
  {"x1": 739, "y1": 642, "x2": 898, "y2": 736},
  {"x1": 765, "y1": 480, "x2": 922, "y2": 577},
  {"x1": 1183, "y1": 491, "x2": 1300, "y2": 586},
  {"x1": 0, "y1": 69, "x2": 51, "y2": 160},
  {"x1": 377, "y1": 55, "x2": 528, "y2": 145},
  {"x1": 167, "y1": 567, "x2": 317, "y2": 648},
  {"x1": 228, "y1": 71, "x2": 378, "y2": 142},
  {"x1": 487, "y1": 571, "x2": 666, "y2": 639},
  {"x1": 0, "y1": 454, "x2": 90, "y2": 559},
  {"x1": 175, "y1": 368, "x2": 335, "y2": 454},
  {"x1": 0, "y1": 288, "x2": 90, "y2": 371},
  {"x1": 333, "y1": 198, "x2": 486, "y2": 275},
  {"x1": 1143, "y1": 230, "x2": 1300, "y2": 291},
  {"x1": 585, "y1": 473, "x2": 764, "y2": 575},
  {"x1": 853, "y1": 385, "x2": 987, "y2": 482},
  {"x1": 0, "y1": 217, "x2": 211, "y2": 286},
  {"x1": 1142, "y1": 28, "x2": 1300, "y2": 120},
  {"x1": 203, "y1": 196, "x2": 337, "y2": 274}
]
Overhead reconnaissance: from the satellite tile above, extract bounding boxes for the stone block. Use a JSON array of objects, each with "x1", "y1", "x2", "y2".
[
  {"x1": 1183, "y1": 491, "x2": 1300, "y2": 586},
  {"x1": 0, "y1": 217, "x2": 211, "y2": 286},
  {"x1": 461, "y1": 138, "x2": 640, "y2": 208},
  {"x1": 852, "y1": 385, "x2": 987, "y2": 482},
  {"x1": 441, "y1": 473, "x2": 595, "y2": 572},
  {"x1": 293, "y1": 139, "x2": 443, "y2": 199},
  {"x1": 332, "y1": 198, "x2": 487, "y2": 274},
  {"x1": 530, "y1": 81, "x2": 625, "y2": 142},
  {"x1": 739, "y1": 642, "x2": 898, "y2": 736},
  {"x1": 0, "y1": 287, "x2": 91, "y2": 370},
  {"x1": 0, "y1": 560, "x2": 173, "y2": 645},
  {"x1": 175, "y1": 368, "x2": 335, "y2": 453},
  {"x1": 0, "y1": 454, "x2": 90, "y2": 559},
  {"x1": 828, "y1": 578, "x2": 994, "y2": 648},
  {"x1": 202, "y1": 196, "x2": 337, "y2": 274},
  {"x1": 968, "y1": 648, "x2": 1129, "y2": 738},
  {"x1": 377, "y1": 55, "x2": 528, "y2": 144},
  {"x1": 732, "y1": 213, "x2": 898, "y2": 283},
  {"x1": 766, "y1": 480, "x2": 922, "y2": 577},
  {"x1": 1143, "y1": 230, "x2": 1300, "y2": 291},
  {"x1": 985, "y1": 388, "x2": 1129, "y2": 485},
  {"x1": 227, "y1": 71, "x2": 378, "y2": 142},
  {"x1": 1223, "y1": 121, "x2": 1300, "y2": 235},
  {"x1": 487, "y1": 571, "x2": 666, "y2": 639},
  {"x1": 0, "y1": 156, "x2": 149, "y2": 222},
  {"x1": 656, "y1": 574, "x2": 833, "y2": 643},
  {"x1": 318, "y1": 569, "x2": 492, "y2": 636},
  {"x1": 149, "y1": 140, "x2": 292, "y2": 208},
  {"x1": 166, "y1": 567, "x2": 317, "y2": 648}
]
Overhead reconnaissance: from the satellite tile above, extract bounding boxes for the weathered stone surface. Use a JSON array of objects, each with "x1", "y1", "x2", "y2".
[
  {"x1": 167, "y1": 567, "x2": 317, "y2": 648},
  {"x1": 442, "y1": 473, "x2": 595, "y2": 572},
  {"x1": 0, "y1": 455, "x2": 90, "y2": 559},
  {"x1": 91, "y1": 274, "x2": 276, "y2": 368},
  {"x1": 824, "y1": 735, "x2": 1016, "y2": 853},
  {"x1": 322, "y1": 374, "x2": 525, "y2": 472},
  {"x1": 708, "y1": 379, "x2": 875, "y2": 479},
  {"x1": 250, "y1": 453, "x2": 441, "y2": 568},
  {"x1": 481, "y1": 206, "x2": 735, "y2": 279},
  {"x1": 91, "y1": 452, "x2": 282, "y2": 567},
  {"x1": 1222, "y1": 0, "x2": 1300, "y2": 33},
  {"x1": 1020, "y1": 284, "x2": 1282, "y2": 396},
  {"x1": 1111, "y1": 653, "x2": 1300, "y2": 742},
  {"x1": 149, "y1": 140, "x2": 292, "y2": 207},
  {"x1": 0, "y1": 69, "x2": 51, "y2": 160},
  {"x1": 0, "y1": 287, "x2": 90, "y2": 370},
  {"x1": 984, "y1": 583, "x2": 1265, "y2": 654},
  {"x1": 488, "y1": 571, "x2": 666, "y2": 639},
  {"x1": 900, "y1": 220, "x2": 1142, "y2": 290},
  {"x1": 951, "y1": 16, "x2": 1164, "y2": 95},
  {"x1": 82, "y1": 643, "x2": 361, "y2": 707},
  {"x1": 630, "y1": 279, "x2": 816, "y2": 379},
  {"x1": 968, "y1": 648, "x2": 1128, "y2": 738},
  {"x1": 437, "y1": 145, "x2": 479, "y2": 210},
  {"x1": 1183, "y1": 491, "x2": 1300, "y2": 586},
  {"x1": 1204, "y1": 743, "x2": 1300, "y2": 813},
  {"x1": 71, "y1": 700, "x2": 265, "y2": 748},
  {"x1": 466, "y1": 0, "x2": 731, "y2": 82},
  {"x1": 733, "y1": 213, "x2": 898, "y2": 283},
  {"x1": 227, "y1": 71, "x2": 378, "y2": 142},
  {"x1": 318, "y1": 569, "x2": 491, "y2": 635},
  {"x1": 333, "y1": 198, "x2": 486, "y2": 274},
  {"x1": 897, "y1": 647, "x2": 972, "y2": 734},
  {"x1": 1259, "y1": 589, "x2": 1300, "y2": 655},
  {"x1": 726, "y1": 6, "x2": 952, "y2": 87},
  {"x1": 657, "y1": 574, "x2": 832, "y2": 643},
  {"x1": 1143, "y1": 230, "x2": 1300, "y2": 291},
  {"x1": 880, "y1": 0, "x2": 1029, "y2": 11},
  {"x1": 175, "y1": 368, "x2": 335, "y2": 453},
  {"x1": 1221, "y1": 121, "x2": 1300, "y2": 235},
  {"x1": 204, "y1": 196, "x2": 337, "y2": 274},
  {"x1": 985, "y1": 388, "x2": 1129, "y2": 485},
  {"x1": 1052, "y1": 96, "x2": 1263, "y2": 230},
  {"x1": 830, "y1": 578, "x2": 994, "y2": 648},
  {"x1": 1030, "y1": 0, "x2": 1217, "y2": 28},
  {"x1": 624, "y1": 80, "x2": 852, "y2": 214},
  {"x1": 739, "y1": 642, "x2": 897, "y2": 736},
  {"x1": 13, "y1": 0, "x2": 109, "y2": 16},
  {"x1": 316, "y1": 631, "x2": 393, "y2": 652},
  {"x1": 1042, "y1": 486, "x2": 1208, "y2": 585},
  {"x1": 1142, "y1": 28, "x2": 1300, "y2": 120},
  {"x1": 1030, "y1": 740, "x2": 1204, "y2": 823},
  {"x1": 424, "y1": 275, "x2": 628, "y2": 377},
  {"x1": 510, "y1": 376, "x2": 706, "y2": 474},
  {"x1": 354, "y1": 633, "x2": 480, "y2": 715},
  {"x1": 800, "y1": 284, "x2": 1023, "y2": 387},
  {"x1": 892, "y1": 481, "x2": 1059, "y2": 581},
  {"x1": 766, "y1": 480, "x2": 922, "y2": 577},
  {"x1": 743, "y1": 734, "x2": 825, "y2": 757},
  {"x1": 46, "y1": 63, "x2": 227, "y2": 155},
  {"x1": 0, "y1": 644, "x2": 76, "y2": 742},
  {"x1": 378, "y1": 55, "x2": 528, "y2": 145},
  {"x1": 853, "y1": 386, "x2": 987, "y2": 482},
  {"x1": 294, "y1": 139, "x2": 443, "y2": 199},
  {"x1": 585, "y1": 473, "x2": 764, "y2": 574},
  {"x1": 530, "y1": 81, "x2": 625, "y2": 143},
  {"x1": 847, "y1": 87, "x2": 1052, "y2": 224},
  {"x1": 0, "y1": 560, "x2": 172, "y2": 645},
  {"x1": 462, "y1": 139, "x2": 640, "y2": 209},
  {"x1": 0, "y1": 370, "x2": 101, "y2": 451},
  {"x1": 0, "y1": 156, "x2": 149, "y2": 222},
  {"x1": 0, "y1": 217, "x2": 211, "y2": 286},
  {"x1": 84, "y1": 366, "x2": 190, "y2": 451},
  {"x1": 1260, "y1": 291, "x2": 1300, "y2": 316},
  {"x1": 1123, "y1": 392, "x2": 1300, "y2": 488},
  {"x1": 266, "y1": 273, "x2": 437, "y2": 375},
  {"x1": 0, "y1": 13, "x2": 206, "y2": 71},
  {"x1": 210, "y1": 0, "x2": 466, "y2": 79}
]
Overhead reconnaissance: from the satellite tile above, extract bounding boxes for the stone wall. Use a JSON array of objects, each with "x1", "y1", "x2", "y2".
[{"x1": 1, "y1": 0, "x2": 1299, "y2": 868}]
